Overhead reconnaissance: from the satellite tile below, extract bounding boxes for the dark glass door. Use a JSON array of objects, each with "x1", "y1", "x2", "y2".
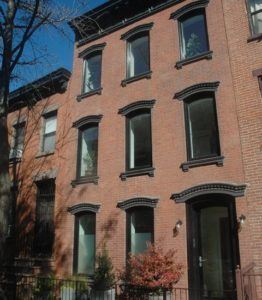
[{"x1": 187, "y1": 195, "x2": 239, "y2": 300}]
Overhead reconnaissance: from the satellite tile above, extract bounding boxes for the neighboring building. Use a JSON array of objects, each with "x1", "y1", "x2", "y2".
[{"x1": 9, "y1": 0, "x2": 261, "y2": 299}]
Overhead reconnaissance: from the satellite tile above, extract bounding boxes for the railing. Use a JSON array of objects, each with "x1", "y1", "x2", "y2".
[{"x1": 236, "y1": 263, "x2": 262, "y2": 300}]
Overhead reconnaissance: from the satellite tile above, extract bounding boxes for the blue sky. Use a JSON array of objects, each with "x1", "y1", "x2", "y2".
[{"x1": 13, "y1": 0, "x2": 108, "y2": 89}]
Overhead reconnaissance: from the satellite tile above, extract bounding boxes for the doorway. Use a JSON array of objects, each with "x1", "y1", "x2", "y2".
[{"x1": 187, "y1": 194, "x2": 239, "y2": 300}]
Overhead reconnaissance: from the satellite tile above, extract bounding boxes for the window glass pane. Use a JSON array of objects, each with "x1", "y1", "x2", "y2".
[
  {"x1": 181, "y1": 11, "x2": 208, "y2": 59},
  {"x1": 129, "y1": 112, "x2": 152, "y2": 169},
  {"x1": 250, "y1": 0, "x2": 262, "y2": 12},
  {"x1": 129, "y1": 207, "x2": 153, "y2": 255},
  {"x1": 34, "y1": 180, "x2": 55, "y2": 257},
  {"x1": 80, "y1": 125, "x2": 98, "y2": 177},
  {"x1": 127, "y1": 35, "x2": 149, "y2": 78},
  {"x1": 187, "y1": 96, "x2": 220, "y2": 159},
  {"x1": 252, "y1": 11, "x2": 262, "y2": 34},
  {"x1": 77, "y1": 213, "x2": 95, "y2": 275},
  {"x1": 83, "y1": 53, "x2": 102, "y2": 93},
  {"x1": 44, "y1": 115, "x2": 57, "y2": 134},
  {"x1": 15, "y1": 125, "x2": 25, "y2": 150},
  {"x1": 43, "y1": 133, "x2": 55, "y2": 152}
]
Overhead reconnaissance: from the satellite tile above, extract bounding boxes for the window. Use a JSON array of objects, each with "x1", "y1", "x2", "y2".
[
  {"x1": 179, "y1": 9, "x2": 209, "y2": 59},
  {"x1": 127, "y1": 33, "x2": 150, "y2": 78},
  {"x1": 248, "y1": 0, "x2": 262, "y2": 35},
  {"x1": 259, "y1": 76, "x2": 262, "y2": 95},
  {"x1": 10, "y1": 122, "x2": 25, "y2": 159},
  {"x1": 34, "y1": 179, "x2": 55, "y2": 257},
  {"x1": 74, "y1": 212, "x2": 96, "y2": 275},
  {"x1": 184, "y1": 92, "x2": 220, "y2": 160},
  {"x1": 82, "y1": 52, "x2": 102, "y2": 94},
  {"x1": 78, "y1": 124, "x2": 98, "y2": 178},
  {"x1": 126, "y1": 110, "x2": 152, "y2": 170},
  {"x1": 42, "y1": 113, "x2": 57, "y2": 152},
  {"x1": 127, "y1": 207, "x2": 153, "y2": 255}
]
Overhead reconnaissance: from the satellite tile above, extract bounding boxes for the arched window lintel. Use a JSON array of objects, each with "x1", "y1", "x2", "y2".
[
  {"x1": 68, "y1": 203, "x2": 101, "y2": 214},
  {"x1": 170, "y1": 0, "x2": 209, "y2": 20},
  {"x1": 117, "y1": 197, "x2": 159, "y2": 210},
  {"x1": 78, "y1": 42, "x2": 106, "y2": 59},
  {"x1": 118, "y1": 100, "x2": 156, "y2": 116},
  {"x1": 72, "y1": 114, "x2": 103, "y2": 128},
  {"x1": 121, "y1": 23, "x2": 154, "y2": 40}
]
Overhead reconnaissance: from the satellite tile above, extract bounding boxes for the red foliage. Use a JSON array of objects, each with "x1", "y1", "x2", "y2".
[{"x1": 120, "y1": 243, "x2": 183, "y2": 289}]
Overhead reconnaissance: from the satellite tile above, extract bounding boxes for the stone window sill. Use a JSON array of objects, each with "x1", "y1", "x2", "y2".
[
  {"x1": 175, "y1": 50, "x2": 213, "y2": 69},
  {"x1": 71, "y1": 176, "x2": 99, "y2": 187},
  {"x1": 180, "y1": 155, "x2": 224, "y2": 172},
  {"x1": 35, "y1": 151, "x2": 55, "y2": 159},
  {"x1": 121, "y1": 71, "x2": 152, "y2": 87},
  {"x1": 76, "y1": 87, "x2": 102, "y2": 102},
  {"x1": 120, "y1": 167, "x2": 155, "y2": 180},
  {"x1": 247, "y1": 33, "x2": 262, "y2": 43}
]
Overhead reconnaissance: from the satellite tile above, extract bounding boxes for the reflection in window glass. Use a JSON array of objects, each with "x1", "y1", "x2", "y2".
[
  {"x1": 185, "y1": 94, "x2": 220, "y2": 160},
  {"x1": 75, "y1": 213, "x2": 96, "y2": 275},
  {"x1": 180, "y1": 10, "x2": 208, "y2": 59},
  {"x1": 127, "y1": 34, "x2": 150, "y2": 78},
  {"x1": 79, "y1": 125, "x2": 98, "y2": 177},
  {"x1": 14, "y1": 123, "x2": 25, "y2": 151},
  {"x1": 83, "y1": 53, "x2": 102, "y2": 93},
  {"x1": 43, "y1": 114, "x2": 57, "y2": 152},
  {"x1": 249, "y1": 0, "x2": 262, "y2": 34},
  {"x1": 127, "y1": 111, "x2": 152, "y2": 170},
  {"x1": 128, "y1": 207, "x2": 153, "y2": 255}
]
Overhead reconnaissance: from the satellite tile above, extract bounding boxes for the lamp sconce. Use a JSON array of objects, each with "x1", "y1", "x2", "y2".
[
  {"x1": 237, "y1": 214, "x2": 246, "y2": 232},
  {"x1": 173, "y1": 220, "x2": 183, "y2": 237}
]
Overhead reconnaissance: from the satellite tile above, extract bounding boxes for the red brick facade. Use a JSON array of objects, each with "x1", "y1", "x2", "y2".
[{"x1": 8, "y1": 0, "x2": 261, "y2": 294}]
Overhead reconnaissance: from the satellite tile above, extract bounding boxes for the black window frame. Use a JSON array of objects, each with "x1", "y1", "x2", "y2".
[
  {"x1": 126, "y1": 31, "x2": 151, "y2": 80},
  {"x1": 126, "y1": 206, "x2": 154, "y2": 257},
  {"x1": 126, "y1": 108, "x2": 153, "y2": 172},
  {"x1": 82, "y1": 51, "x2": 102, "y2": 95},
  {"x1": 33, "y1": 179, "x2": 55, "y2": 258},
  {"x1": 42, "y1": 111, "x2": 57, "y2": 153},
  {"x1": 247, "y1": 0, "x2": 262, "y2": 36},
  {"x1": 73, "y1": 211, "x2": 96, "y2": 276},
  {"x1": 184, "y1": 91, "x2": 221, "y2": 162},
  {"x1": 178, "y1": 8, "x2": 210, "y2": 61},
  {"x1": 77, "y1": 123, "x2": 99, "y2": 180}
]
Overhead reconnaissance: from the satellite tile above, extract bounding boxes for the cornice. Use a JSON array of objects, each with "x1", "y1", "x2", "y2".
[
  {"x1": 174, "y1": 82, "x2": 220, "y2": 100},
  {"x1": 117, "y1": 197, "x2": 159, "y2": 210},
  {"x1": 170, "y1": 0, "x2": 209, "y2": 20},
  {"x1": 171, "y1": 182, "x2": 247, "y2": 203},
  {"x1": 68, "y1": 203, "x2": 101, "y2": 214},
  {"x1": 72, "y1": 115, "x2": 103, "y2": 128},
  {"x1": 118, "y1": 100, "x2": 156, "y2": 116}
]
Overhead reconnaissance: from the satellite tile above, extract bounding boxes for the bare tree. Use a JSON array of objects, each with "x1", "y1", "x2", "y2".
[{"x1": 0, "y1": 0, "x2": 97, "y2": 279}]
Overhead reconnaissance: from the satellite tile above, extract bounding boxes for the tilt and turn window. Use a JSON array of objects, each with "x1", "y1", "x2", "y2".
[
  {"x1": 179, "y1": 9, "x2": 209, "y2": 59},
  {"x1": 82, "y1": 52, "x2": 102, "y2": 94},
  {"x1": 248, "y1": 0, "x2": 262, "y2": 35},
  {"x1": 185, "y1": 92, "x2": 220, "y2": 161},
  {"x1": 74, "y1": 212, "x2": 96, "y2": 275},
  {"x1": 127, "y1": 33, "x2": 150, "y2": 78},
  {"x1": 34, "y1": 179, "x2": 55, "y2": 257}
]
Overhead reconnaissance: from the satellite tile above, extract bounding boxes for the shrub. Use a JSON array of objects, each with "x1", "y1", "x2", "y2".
[
  {"x1": 120, "y1": 243, "x2": 183, "y2": 290},
  {"x1": 93, "y1": 247, "x2": 115, "y2": 291}
]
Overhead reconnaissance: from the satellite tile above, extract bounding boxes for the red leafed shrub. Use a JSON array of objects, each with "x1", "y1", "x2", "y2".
[{"x1": 120, "y1": 243, "x2": 183, "y2": 290}]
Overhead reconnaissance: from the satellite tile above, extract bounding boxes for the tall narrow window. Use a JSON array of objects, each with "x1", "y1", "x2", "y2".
[
  {"x1": 74, "y1": 213, "x2": 96, "y2": 275},
  {"x1": 42, "y1": 113, "x2": 57, "y2": 152},
  {"x1": 83, "y1": 52, "x2": 102, "y2": 94},
  {"x1": 127, "y1": 110, "x2": 152, "y2": 170},
  {"x1": 249, "y1": 0, "x2": 262, "y2": 35},
  {"x1": 179, "y1": 9, "x2": 209, "y2": 59},
  {"x1": 10, "y1": 122, "x2": 25, "y2": 159},
  {"x1": 34, "y1": 179, "x2": 55, "y2": 257},
  {"x1": 127, "y1": 207, "x2": 153, "y2": 255},
  {"x1": 78, "y1": 124, "x2": 98, "y2": 178},
  {"x1": 127, "y1": 33, "x2": 150, "y2": 78},
  {"x1": 185, "y1": 92, "x2": 220, "y2": 160}
]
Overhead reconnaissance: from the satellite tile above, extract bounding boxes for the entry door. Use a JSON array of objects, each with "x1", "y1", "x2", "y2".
[{"x1": 187, "y1": 195, "x2": 239, "y2": 300}]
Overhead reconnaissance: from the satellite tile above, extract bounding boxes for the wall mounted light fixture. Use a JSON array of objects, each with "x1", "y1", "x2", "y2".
[
  {"x1": 237, "y1": 214, "x2": 246, "y2": 232},
  {"x1": 173, "y1": 219, "x2": 183, "y2": 237}
]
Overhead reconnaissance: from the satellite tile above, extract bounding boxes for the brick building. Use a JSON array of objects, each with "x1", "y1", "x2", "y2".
[{"x1": 8, "y1": 0, "x2": 261, "y2": 299}]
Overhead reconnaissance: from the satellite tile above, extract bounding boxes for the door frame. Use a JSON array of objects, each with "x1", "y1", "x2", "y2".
[{"x1": 186, "y1": 194, "x2": 240, "y2": 299}]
